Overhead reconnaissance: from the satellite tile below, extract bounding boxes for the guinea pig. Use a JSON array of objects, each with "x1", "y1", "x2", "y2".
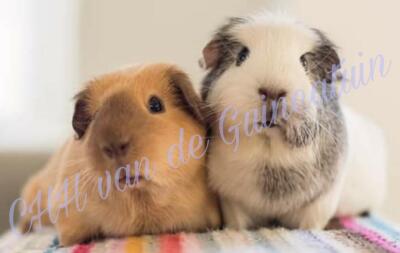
[
  {"x1": 199, "y1": 12, "x2": 386, "y2": 229},
  {"x1": 18, "y1": 63, "x2": 221, "y2": 246}
]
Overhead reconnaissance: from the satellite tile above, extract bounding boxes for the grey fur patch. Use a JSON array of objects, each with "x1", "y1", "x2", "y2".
[
  {"x1": 303, "y1": 29, "x2": 342, "y2": 85},
  {"x1": 260, "y1": 98, "x2": 347, "y2": 203},
  {"x1": 201, "y1": 17, "x2": 247, "y2": 100}
]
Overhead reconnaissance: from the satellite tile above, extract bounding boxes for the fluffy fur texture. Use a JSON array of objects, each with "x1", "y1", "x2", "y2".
[
  {"x1": 336, "y1": 106, "x2": 386, "y2": 216},
  {"x1": 200, "y1": 11, "x2": 386, "y2": 230},
  {"x1": 19, "y1": 64, "x2": 220, "y2": 246}
]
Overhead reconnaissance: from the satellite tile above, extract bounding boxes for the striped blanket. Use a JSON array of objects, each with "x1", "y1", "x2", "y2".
[{"x1": 1, "y1": 216, "x2": 399, "y2": 253}]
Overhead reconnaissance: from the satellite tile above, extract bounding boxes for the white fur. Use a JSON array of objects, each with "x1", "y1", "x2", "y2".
[{"x1": 336, "y1": 106, "x2": 387, "y2": 216}]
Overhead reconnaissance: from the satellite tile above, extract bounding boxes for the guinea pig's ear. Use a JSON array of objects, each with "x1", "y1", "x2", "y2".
[
  {"x1": 200, "y1": 40, "x2": 220, "y2": 70},
  {"x1": 200, "y1": 17, "x2": 247, "y2": 70},
  {"x1": 72, "y1": 89, "x2": 92, "y2": 139},
  {"x1": 302, "y1": 29, "x2": 342, "y2": 83},
  {"x1": 168, "y1": 68, "x2": 206, "y2": 125}
]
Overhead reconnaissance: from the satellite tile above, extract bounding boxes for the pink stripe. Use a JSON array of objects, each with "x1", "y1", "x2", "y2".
[
  {"x1": 340, "y1": 217, "x2": 400, "y2": 253},
  {"x1": 160, "y1": 234, "x2": 182, "y2": 253},
  {"x1": 72, "y1": 243, "x2": 94, "y2": 253}
]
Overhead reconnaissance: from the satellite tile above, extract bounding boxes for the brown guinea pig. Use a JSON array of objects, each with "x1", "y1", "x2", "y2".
[{"x1": 18, "y1": 63, "x2": 221, "y2": 246}]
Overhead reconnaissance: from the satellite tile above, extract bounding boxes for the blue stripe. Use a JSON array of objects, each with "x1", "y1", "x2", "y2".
[{"x1": 365, "y1": 216, "x2": 400, "y2": 242}]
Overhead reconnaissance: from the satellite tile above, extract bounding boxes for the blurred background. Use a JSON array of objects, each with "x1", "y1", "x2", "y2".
[{"x1": 0, "y1": 0, "x2": 398, "y2": 233}]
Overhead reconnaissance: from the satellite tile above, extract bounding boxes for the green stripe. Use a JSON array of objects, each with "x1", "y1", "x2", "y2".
[
  {"x1": 249, "y1": 230, "x2": 278, "y2": 252},
  {"x1": 43, "y1": 237, "x2": 60, "y2": 253},
  {"x1": 196, "y1": 231, "x2": 221, "y2": 252}
]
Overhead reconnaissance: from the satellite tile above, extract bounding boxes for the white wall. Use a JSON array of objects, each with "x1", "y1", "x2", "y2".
[
  {"x1": 0, "y1": 0, "x2": 80, "y2": 152},
  {"x1": 79, "y1": 0, "x2": 289, "y2": 84}
]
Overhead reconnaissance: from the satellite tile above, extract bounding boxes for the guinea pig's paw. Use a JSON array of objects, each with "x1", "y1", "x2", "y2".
[
  {"x1": 221, "y1": 200, "x2": 253, "y2": 230},
  {"x1": 292, "y1": 199, "x2": 335, "y2": 229},
  {"x1": 58, "y1": 229, "x2": 88, "y2": 247},
  {"x1": 298, "y1": 215, "x2": 329, "y2": 230},
  {"x1": 282, "y1": 210, "x2": 329, "y2": 230}
]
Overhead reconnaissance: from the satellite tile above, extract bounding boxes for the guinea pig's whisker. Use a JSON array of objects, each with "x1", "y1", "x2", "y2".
[
  {"x1": 62, "y1": 157, "x2": 89, "y2": 168},
  {"x1": 315, "y1": 120, "x2": 339, "y2": 143},
  {"x1": 76, "y1": 169, "x2": 98, "y2": 191}
]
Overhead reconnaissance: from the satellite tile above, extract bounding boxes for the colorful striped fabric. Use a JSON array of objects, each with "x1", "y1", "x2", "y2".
[{"x1": 1, "y1": 215, "x2": 399, "y2": 253}]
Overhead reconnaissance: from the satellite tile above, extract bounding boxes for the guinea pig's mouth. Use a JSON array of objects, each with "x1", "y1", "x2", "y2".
[
  {"x1": 118, "y1": 174, "x2": 146, "y2": 188},
  {"x1": 257, "y1": 120, "x2": 279, "y2": 128}
]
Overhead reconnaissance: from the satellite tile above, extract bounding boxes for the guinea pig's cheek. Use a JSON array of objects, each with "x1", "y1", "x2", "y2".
[
  {"x1": 86, "y1": 145, "x2": 105, "y2": 169},
  {"x1": 214, "y1": 84, "x2": 257, "y2": 117}
]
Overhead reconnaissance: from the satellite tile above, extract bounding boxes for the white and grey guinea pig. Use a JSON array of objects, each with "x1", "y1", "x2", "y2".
[{"x1": 199, "y1": 11, "x2": 386, "y2": 230}]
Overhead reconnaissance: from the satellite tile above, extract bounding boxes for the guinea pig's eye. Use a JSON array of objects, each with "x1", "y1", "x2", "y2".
[
  {"x1": 300, "y1": 53, "x2": 311, "y2": 70},
  {"x1": 236, "y1": 47, "x2": 250, "y2": 66},
  {"x1": 148, "y1": 96, "x2": 164, "y2": 113}
]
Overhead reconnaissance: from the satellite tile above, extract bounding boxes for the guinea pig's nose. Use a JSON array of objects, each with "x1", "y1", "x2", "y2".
[
  {"x1": 102, "y1": 141, "x2": 130, "y2": 159},
  {"x1": 258, "y1": 88, "x2": 287, "y2": 101}
]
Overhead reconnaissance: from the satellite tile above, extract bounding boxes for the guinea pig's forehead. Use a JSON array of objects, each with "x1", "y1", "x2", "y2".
[
  {"x1": 124, "y1": 73, "x2": 172, "y2": 101},
  {"x1": 132, "y1": 67, "x2": 169, "y2": 86},
  {"x1": 233, "y1": 23, "x2": 317, "y2": 53}
]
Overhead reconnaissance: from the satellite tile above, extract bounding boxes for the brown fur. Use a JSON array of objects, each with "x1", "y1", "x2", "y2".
[{"x1": 19, "y1": 63, "x2": 221, "y2": 246}]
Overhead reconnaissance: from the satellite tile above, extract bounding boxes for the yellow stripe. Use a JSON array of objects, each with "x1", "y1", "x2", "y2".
[
  {"x1": 125, "y1": 236, "x2": 144, "y2": 253},
  {"x1": 142, "y1": 236, "x2": 154, "y2": 253}
]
